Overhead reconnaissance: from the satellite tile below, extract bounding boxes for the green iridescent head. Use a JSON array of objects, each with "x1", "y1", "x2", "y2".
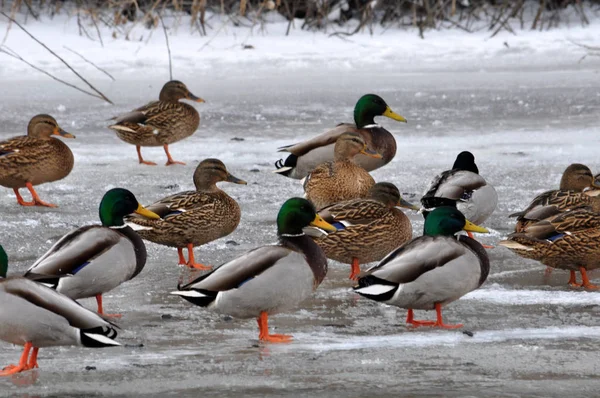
[
  {"x1": 423, "y1": 206, "x2": 488, "y2": 237},
  {"x1": 276, "y1": 198, "x2": 336, "y2": 236},
  {"x1": 99, "y1": 188, "x2": 159, "y2": 227},
  {"x1": 353, "y1": 94, "x2": 407, "y2": 129}
]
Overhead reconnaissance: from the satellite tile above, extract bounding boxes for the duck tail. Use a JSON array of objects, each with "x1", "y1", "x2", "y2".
[
  {"x1": 353, "y1": 275, "x2": 398, "y2": 302},
  {"x1": 170, "y1": 289, "x2": 217, "y2": 307},
  {"x1": 273, "y1": 154, "x2": 298, "y2": 176},
  {"x1": 80, "y1": 325, "x2": 120, "y2": 348}
]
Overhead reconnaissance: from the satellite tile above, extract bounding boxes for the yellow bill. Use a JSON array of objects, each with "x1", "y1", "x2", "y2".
[
  {"x1": 189, "y1": 93, "x2": 206, "y2": 103},
  {"x1": 310, "y1": 214, "x2": 337, "y2": 232},
  {"x1": 135, "y1": 204, "x2": 160, "y2": 219},
  {"x1": 463, "y1": 219, "x2": 489, "y2": 234},
  {"x1": 54, "y1": 127, "x2": 76, "y2": 138},
  {"x1": 383, "y1": 106, "x2": 407, "y2": 123}
]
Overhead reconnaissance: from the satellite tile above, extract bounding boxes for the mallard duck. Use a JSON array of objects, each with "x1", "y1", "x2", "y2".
[
  {"x1": 0, "y1": 244, "x2": 120, "y2": 376},
  {"x1": 108, "y1": 80, "x2": 205, "y2": 166},
  {"x1": 354, "y1": 206, "x2": 489, "y2": 329},
  {"x1": 274, "y1": 94, "x2": 406, "y2": 179},
  {"x1": 500, "y1": 207, "x2": 600, "y2": 289},
  {"x1": 125, "y1": 159, "x2": 247, "y2": 270},
  {"x1": 23, "y1": 188, "x2": 159, "y2": 317},
  {"x1": 304, "y1": 182, "x2": 419, "y2": 280},
  {"x1": 0, "y1": 114, "x2": 75, "y2": 208},
  {"x1": 172, "y1": 197, "x2": 336, "y2": 343},
  {"x1": 421, "y1": 151, "x2": 497, "y2": 244},
  {"x1": 510, "y1": 163, "x2": 600, "y2": 232},
  {"x1": 303, "y1": 132, "x2": 381, "y2": 210}
]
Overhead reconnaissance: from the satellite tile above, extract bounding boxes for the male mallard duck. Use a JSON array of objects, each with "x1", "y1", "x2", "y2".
[
  {"x1": 172, "y1": 198, "x2": 336, "y2": 343},
  {"x1": 0, "y1": 244, "x2": 120, "y2": 376},
  {"x1": 0, "y1": 114, "x2": 75, "y2": 207},
  {"x1": 23, "y1": 188, "x2": 159, "y2": 317},
  {"x1": 125, "y1": 159, "x2": 247, "y2": 270},
  {"x1": 510, "y1": 163, "x2": 600, "y2": 232},
  {"x1": 304, "y1": 182, "x2": 419, "y2": 280},
  {"x1": 108, "y1": 80, "x2": 205, "y2": 166},
  {"x1": 303, "y1": 132, "x2": 381, "y2": 210},
  {"x1": 274, "y1": 94, "x2": 406, "y2": 179},
  {"x1": 421, "y1": 151, "x2": 497, "y2": 243},
  {"x1": 500, "y1": 207, "x2": 600, "y2": 289},
  {"x1": 354, "y1": 206, "x2": 489, "y2": 329}
]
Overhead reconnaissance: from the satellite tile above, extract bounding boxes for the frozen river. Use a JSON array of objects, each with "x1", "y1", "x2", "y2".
[{"x1": 1, "y1": 64, "x2": 600, "y2": 397}]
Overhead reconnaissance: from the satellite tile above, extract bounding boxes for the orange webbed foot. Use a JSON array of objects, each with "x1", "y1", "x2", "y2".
[
  {"x1": 260, "y1": 334, "x2": 293, "y2": 343},
  {"x1": 187, "y1": 262, "x2": 212, "y2": 270},
  {"x1": 407, "y1": 319, "x2": 437, "y2": 327},
  {"x1": 102, "y1": 313, "x2": 123, "y2": 318},
  {"x1": 0, "y1": 364, "x2": 28, "y2": 376},
  {"x1": 32, "y1": 199, "x2": 58, "y2": 208},
  {"x1": 165, "y1": 160, "x2": 186, "y2": 166},
  {"x1": 482, "y1": 244, "x2": 494, "y2": 249}
]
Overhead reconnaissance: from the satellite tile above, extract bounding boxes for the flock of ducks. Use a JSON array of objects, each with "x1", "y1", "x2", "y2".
[{"x1": 0, "y1": 80, "x2": 597, "y2": 376}]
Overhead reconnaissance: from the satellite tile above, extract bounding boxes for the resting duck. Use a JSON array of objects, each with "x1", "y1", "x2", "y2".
[
  {"x1": 24, "y1": 188, "x2": 159, "y2": 317},
  {"x1": 304, "y1": 182, "x2": 419, "y2": 280},
  {"x1": 172, "y1": 198, "x2": 336, "y2": 343},
  {"x1": 0, "y1": 114, "x2": 75, "y2": 207},
  {"x1": 274, "y1": 94, "x2": 406, "y2": 179},
  {"x1": 354, "y1": 206, "x2": 490, "y2": 329},
  {"x1": 0, "y1": 244, "x2": 120, "y2": 376},
  {"x1": 109, "y1": 80, "x2": 205, "y2": 166},
  {"x1": 303, "y1": 132, "x2": 381, "y2": 210},
  {"x1": 126, "y1": 159, "x2": 247, "y2": 269}
]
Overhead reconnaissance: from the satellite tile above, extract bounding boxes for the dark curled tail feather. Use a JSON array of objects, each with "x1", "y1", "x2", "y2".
[
  {"x1": 274, "y1": 154, "x2": 298, "y2": 176},
  {"x1": 354, "y1": 275, "x2": 398, "y2": 302},
  {"x1": 80, "y1": 326, "x2": 120, "y2": 347}
]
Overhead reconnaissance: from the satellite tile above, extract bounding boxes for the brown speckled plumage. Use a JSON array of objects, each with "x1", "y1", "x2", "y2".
[
  {"x1": 0, "y1": 115, "x2": 74, "y2": 206},
  {"x1": 307, "y1": 182, "x2": 416, "y2": 264},
  {"x1": 125, "y1": 159, "x2": 246, "y2": 249},
  {"x1": 304, "y1": 132, "x2": 378, "y2": 210}
]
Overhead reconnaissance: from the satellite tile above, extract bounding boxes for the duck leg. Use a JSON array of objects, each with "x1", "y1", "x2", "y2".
[
  {"x1": 432, "y1": 303, "x2": 463, "y2": 329},
  {"x1": 579, "y1": 267, "x2": 599, "y2": 290},
  {"x1": 568, "y1": 270, "x2": 580, "y2": 287},
  {"x1": 177, "y1": 248, "x2": 187, "y2": 266},
  {"x1": 467, "y1": 231, "x2": 493, "y2": 249},
  {"x1": 349, "y1": 257, "x2": 361, "y2": 280},
  {"x1": 163, "y1": 145, "x2": 185, "y2": 166},
  {"x1": 185, "y1": 244, "x2": 212, "y2": 270},
  {"x1": 257, "y1": 312, "x2": 292, "y2": 343},
  {"x1": 136, "y1": 145, "x2": 157, "y2": 166},
  {"x1": 26, "y1": 348, "x2": 39, "y2": 370},
  {"x1": 405, "y1": 309, "x2": 435, "y2": 327},
  {"x1": 0, "y1": 342, "x2": 32, "y2": 376},
  {"x1": 15, "y1": 183, "x2": 58, "y2": 208},
  {"x1": 95, "y1": 294, "x2": 122, "y2": 318},
  {"x1": 13, "y1": 188, "x2": 35, "y2": 206}
]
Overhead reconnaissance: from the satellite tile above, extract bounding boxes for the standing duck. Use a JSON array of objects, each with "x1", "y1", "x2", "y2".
[
  {"x1": 274, "y1": 94, "x2": 406, "y2": 179},
  {"x1": 172, "y1": 198, "x2": 336, "y2": 343},
  {"x1": 354, "y1": 206, "x2": 490, "y2": 329},
  {"x1": 303, "y1": 132, "x2": 381, "y2": 210},
  {"x1": 500, "y1": 207, "x2": 600, "y2": 289},
  {"x1": 0, "y1": 114, "x2": 75, "y2": 207},
  {"x1": 304, "y1": 182, "x2": 419, "y2": 280},
  {"x1": 0, "y1": 244, "x2": 120, "y2": 376},
  {"x1": 510, "y1": 163, "x2": 600, "y2": 232},
  {"x1": 24, "y1": 188, "x2": 159, "y2": 317},
  {"x1": 421, "y1": 151, "x2": 497, "y2": 241},
  {"x1": 125, "y1": 159, "x2": 247, "y2": 270},
  {"x1": 108, "y1": 80, "x2": 205, "y2": 166}
]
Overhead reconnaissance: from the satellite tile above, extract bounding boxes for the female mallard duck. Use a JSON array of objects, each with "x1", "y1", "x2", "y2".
[
  {"x1": 354, "y1": 206, "x2": 489, "y2": 329},
  {"x1": 304, "y1": 182, "x2": 419, "y2": 280},
  {"x1": 23, "y1": 188, "x2": 159, "y2": 317},
  {"x1": 274, "y1": 94, "x2": 406, "y2": 179},
  {"x1": 510, "y1": 163, "x2": 600, "y2": 232},
  {"x1": 0, "y1": 114, "x2": 75, "y2": 207},
  {"x1": 500, "y1": 207, "x2": 600, "y2": 289},
  {"x1": 172, "y1": 198, "x2": 336, "y2": 343},
  {"x1": 125, "y1": 159, "x2": 247, "y2": 270},
  {"x1": 303, "y1": 132, "x2": 381, "y2": 210},
  {"x1": 0, "y1": 244, "x2": 120, "y2": 376},
  {"x1": 108, "y1": 80, "x2": 205, "y2": 166}
]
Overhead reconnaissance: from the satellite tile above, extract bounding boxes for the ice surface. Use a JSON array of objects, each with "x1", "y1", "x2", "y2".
[{"x1": 0, "y1": 13, "x2": 600, "y2": 397}]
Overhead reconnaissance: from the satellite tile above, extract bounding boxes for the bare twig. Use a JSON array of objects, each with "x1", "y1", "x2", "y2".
[
  {"x1": 157, "y1": 12, "x2": 173, "y2": 80},
  {"x1": 63, "y1": 46, "x2": 115, "y2": 81},
  {"x1": 0, "y1": 46, "x2": 107, "y2": 101},
  {"x1": 0, "y1": 11, "x2": 113, "y2": 104}
]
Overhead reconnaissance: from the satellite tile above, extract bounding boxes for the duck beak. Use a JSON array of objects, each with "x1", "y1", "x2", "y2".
[
  {"x1": 360, "y1": 146, "x2": 383, "y2": 159},
  {"x1": 383, "y1": 106, "x2": 407, "y2": 123},
  {"x1": 463, "y1": 219, "x2": 489, "y2": 234},
  {"x1": 397, "y1": 198, "x2": 420, "y2": 211},
  {"x1": 54, "y1": 127, "x2": 75, "y2": 138},
  {"x1": 188, "y1": 92, "x2": 205, "y2": 103},
  {"x1": 226, "y1": 173, "x2": 247, "y2": 185},
  {"x1": 310, "y1": 214, "x2": 337, "y2": 232},
  {"x1": 135, "y1": 204, "x2": 160, "y2": 219}
]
